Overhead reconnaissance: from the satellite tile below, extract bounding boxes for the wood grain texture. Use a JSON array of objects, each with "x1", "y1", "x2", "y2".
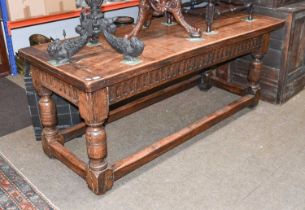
[
  {"x1": 18, "y1": 14, "x2": 284, "y2": 93},
  {"x1": 60, "y1": 122, "x2": 87, "y2": 143},
  {"x1": 33, "y1": 68, "x2": 80, "y2": 106},
  {"x1": 108, "y1": 35, "x2": 263, "y2": 104},
  {"x1": 216, "y1": 63, "x2": 230, "y2": 81},
  {"x1": 79, "y1": 89, "x2": 109, "y2": 125},
  {"x1": 49, "y1": 141, "x2": 87, "y2": 178}
]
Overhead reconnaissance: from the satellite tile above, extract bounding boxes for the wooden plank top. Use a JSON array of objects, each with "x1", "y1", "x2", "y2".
[{"x1": 19, "y1": 14, "x2": 284, "y2": 92}]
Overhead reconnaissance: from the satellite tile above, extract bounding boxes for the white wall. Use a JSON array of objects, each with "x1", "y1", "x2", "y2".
[{"x1": 11, "y1": 7, "x2": 139, "y2": 52}]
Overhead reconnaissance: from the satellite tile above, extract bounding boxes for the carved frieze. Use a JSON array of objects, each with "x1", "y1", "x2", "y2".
[
  {"x1": 109, "y1": 36, "x2": 262, "y2": 104},
  {"x1": 34, "y1": 69, "x2": 80, "y2": 105}
]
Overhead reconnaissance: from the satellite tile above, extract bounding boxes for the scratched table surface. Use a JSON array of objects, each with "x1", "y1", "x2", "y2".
[{"x1": 19, "y1": 14, "x2": 283, "y2": 92}]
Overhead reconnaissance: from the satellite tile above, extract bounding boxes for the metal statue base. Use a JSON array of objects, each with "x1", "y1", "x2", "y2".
[
  {"x1": 120, "y1": 58, "x2": 142, "y2": 65},
  {"x1": 161, "y1": 22, "x2": 177, "y2": 27},
  {"x1": 241, "y1": 18, "x2": 257, "y2": 23},
  {"x1": 48, "y1": 59, "x2": 69, "y2": 67},
  {"x1": 204, "y1": 31, "x2": 219, "y2": 36},
  {"x1": 186, "y1": 37, "x2": 204, "y2": 42},
  {"x1": 86, "y1": 42, "x2": 102, "y2": 47}
]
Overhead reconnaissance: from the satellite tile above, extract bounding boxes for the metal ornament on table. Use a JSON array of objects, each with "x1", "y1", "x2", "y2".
[
  {"x1": 161, "y1": 12, "x2": 177, "y2": 26},
  {"x1": 182, "y1": 0, "x2": 254, "y2": 34},
  {"x1": 47, "y1": 0, "x2": 144, "y2": 66},
  {"x1": 205, "y1": 0, "x2": 254, "y2": 34}
]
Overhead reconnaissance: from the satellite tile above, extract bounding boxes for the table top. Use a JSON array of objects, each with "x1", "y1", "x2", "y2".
[{"x1": 19, "y1": 14, "x2": 284, "y2": 92}]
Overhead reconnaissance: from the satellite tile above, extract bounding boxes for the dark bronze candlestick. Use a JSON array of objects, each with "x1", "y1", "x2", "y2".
[
  {"x1": 206, "y1": 0, "x2": 215, "y2": 33},
  {"x1": 246, "y1": 1, "x2": 254, "y2": 21}
]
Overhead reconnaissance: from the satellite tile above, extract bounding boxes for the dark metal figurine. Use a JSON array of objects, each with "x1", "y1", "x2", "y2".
[
  {"x1": 47, "y1": 0, "x2": 144, "y2": 64},
  {"x1": 103, "y1": 29, "x2": 144, "y2": 62},
  {"x1": 47, "y1": 32, "x2": 89, "y2": 64}
]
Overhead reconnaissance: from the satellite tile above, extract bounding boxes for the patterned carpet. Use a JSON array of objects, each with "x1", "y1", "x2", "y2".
[{"x1": 0, "y1": 154, "x2": 56, "y2": 210}]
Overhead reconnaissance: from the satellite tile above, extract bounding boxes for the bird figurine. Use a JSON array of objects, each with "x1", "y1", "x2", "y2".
[
  {"x1": 102, "y1": 22, "x2": 144, "y2": 62},
  {"x1": 47, "y1": 32, "x2": 89, "y2": 64}
]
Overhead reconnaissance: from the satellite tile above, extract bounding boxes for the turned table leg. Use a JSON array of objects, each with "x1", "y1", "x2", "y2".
[
  {"x1": 79, "y1": 89, "x2": 113, "y2": 195},
  {"x1": 248, "y1": 34, "x2": 270, "y2": 106},
  {"x1": 38, "y1": 88, "x2": 62, "y2": 157},
  {"x1": 248, "y1": 52, "x2": 264, "y2": 107},
  {"x1": 32, "y1": 70, "x2": 63, "y2": 158}
]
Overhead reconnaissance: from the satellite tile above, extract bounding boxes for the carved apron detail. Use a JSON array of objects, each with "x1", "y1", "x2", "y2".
[{"x1": 109, "y1": 36, "x2": 263, "y2": 104}]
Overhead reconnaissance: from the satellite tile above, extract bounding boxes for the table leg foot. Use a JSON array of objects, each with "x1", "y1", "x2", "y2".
[
  {"x1": 84, "y1": 126, "x2": 114, "y2": 195},
  {"x1": 86, "y1": 168, "x2": 113, "y2": 195},
  {"x1": 248, "y1": 88, "x2": 261, "y2": 108},
  {"x1": 41, "y1": 132, "x2": 64, "y2": 159}
]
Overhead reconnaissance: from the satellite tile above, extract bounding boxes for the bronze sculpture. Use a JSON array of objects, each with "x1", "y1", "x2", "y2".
[
  {"x1": 47, "y1": 33, "x2": 89, "y2": 64},
  {"x1": 127, "y1": 0, "x2": 202, "y2": 38},
  {"x1": 48, "y1": 0, "x2": 144, "y2": 64}
]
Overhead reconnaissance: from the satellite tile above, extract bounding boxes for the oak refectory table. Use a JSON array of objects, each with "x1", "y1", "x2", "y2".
[{"x1": 19, "y1": 14, "x2": 284, "y2": 195}]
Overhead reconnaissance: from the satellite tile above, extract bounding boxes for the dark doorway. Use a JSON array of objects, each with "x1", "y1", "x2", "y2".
[{"x1": 0, "y1": 22, "x2": 9, "y2": 77}]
